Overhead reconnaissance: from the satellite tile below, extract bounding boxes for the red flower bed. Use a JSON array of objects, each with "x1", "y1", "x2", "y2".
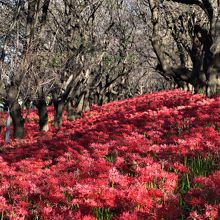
[{"x1": 0, "y1": 89, "x2": 219, "y2": 219}]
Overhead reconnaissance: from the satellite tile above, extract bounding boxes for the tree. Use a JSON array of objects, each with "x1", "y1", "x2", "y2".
[
  {"x1": 0, "y1": 0, "x2": 175, "y2": 138},
  {"x1": 147, "y1": 0, "x2": 219, "y2": 95},
  {"x1": 0, "y1": 1, "x2": 26, "y2": 138},
  {"x1": 0, "y1": 0, "x2": 53, "y2": 136}
]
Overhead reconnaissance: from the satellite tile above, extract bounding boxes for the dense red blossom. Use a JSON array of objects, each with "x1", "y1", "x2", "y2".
[{"x1": 0, "y1": 89, "x2": 219, "y2": 219}]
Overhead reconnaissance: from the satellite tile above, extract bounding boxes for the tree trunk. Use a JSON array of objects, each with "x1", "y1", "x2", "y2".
[
  {"x1": 206, "y1": 55, "x2": 220, "y2": 96},
  {"x1": 53, "y1": 100, "x2": 65, "y2": 128},
  {"x1": 66, "y1": 100, "x2": 75, "y2": 121},
  {"x1": 10, "y1": 101, "x2": 25, "y2": 139},
  {"x1": 24, "y1": 99, "x2": 32, "y2": 109},
  {"x1": 36, "y1": 99, "x2": 49, "y2": 132},
  {"x1": 207, "y1": 8, "x2": 220, "y2": 96},
  {"x1": 83, "y1": 91, "x2": 90, "y2": 111},
  {"x1": 7, "y1": 85, "x2": 24, "y2": 139},
  {"x1": 76, "y1": 93, "x2": 85, "y2": 115}
]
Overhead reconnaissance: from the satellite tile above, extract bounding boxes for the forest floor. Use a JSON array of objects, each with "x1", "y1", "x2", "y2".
[{"x1": 0, "y1": 89, "x2": 220, "y2": 219}]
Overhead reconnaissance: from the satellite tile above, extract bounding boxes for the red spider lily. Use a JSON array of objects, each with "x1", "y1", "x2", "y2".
[{"x1": 0, "y1": 89, "x2": 219, "y2": 219}]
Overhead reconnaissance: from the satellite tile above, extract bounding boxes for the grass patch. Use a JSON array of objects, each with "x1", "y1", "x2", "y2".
[
  {"x1": 178, "y1": 154, "x2": 220, "y2": 218},
  {"x1": 94, "y1": 207, "x2": 113, "y2": 220}
]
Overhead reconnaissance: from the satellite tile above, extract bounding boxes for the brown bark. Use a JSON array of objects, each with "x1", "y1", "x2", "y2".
[
  {"x1": 167, "y1": 0, "x2": 220, "y2": 95},
  {"x1": 36, "y1": 99, "x2": 49, "y2": 132},
  {"x1": 149, "y1": 0, "x2": 193, "y2": 83},
  {"x1": 26, "y1": 0, "x2": 36, "y2": 49},
  {"x1": 66, "y1": 100, "x2": 75, "y2": 121},
  {"x1": 207, "y1": 53, "x2": 220, "y2": 96},
  {"x1": 53, "y1": 100, "x2": 65, "y2": 128},
  {"x1": 10, "y1": 101, "x2": 25, "y2": 139},
  {"x1": 148, "y1": 0, "x2": 170, "y2": 73},
  {"x1": 7, "y1": 86, "x2": 24, "y2": 139},
  {"x1": 149, "y1": 0, "x2": 219, "y2": 95}
]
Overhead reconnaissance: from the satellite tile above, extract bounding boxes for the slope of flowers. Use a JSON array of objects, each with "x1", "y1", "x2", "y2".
[{"x1": 0, "y1": 89, "x2": 219, "y2": 219}]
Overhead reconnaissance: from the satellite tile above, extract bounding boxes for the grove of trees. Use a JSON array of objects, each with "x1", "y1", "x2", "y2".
[{"x1": 0, "y1": 0, "x2": 219, "y2": 138}]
